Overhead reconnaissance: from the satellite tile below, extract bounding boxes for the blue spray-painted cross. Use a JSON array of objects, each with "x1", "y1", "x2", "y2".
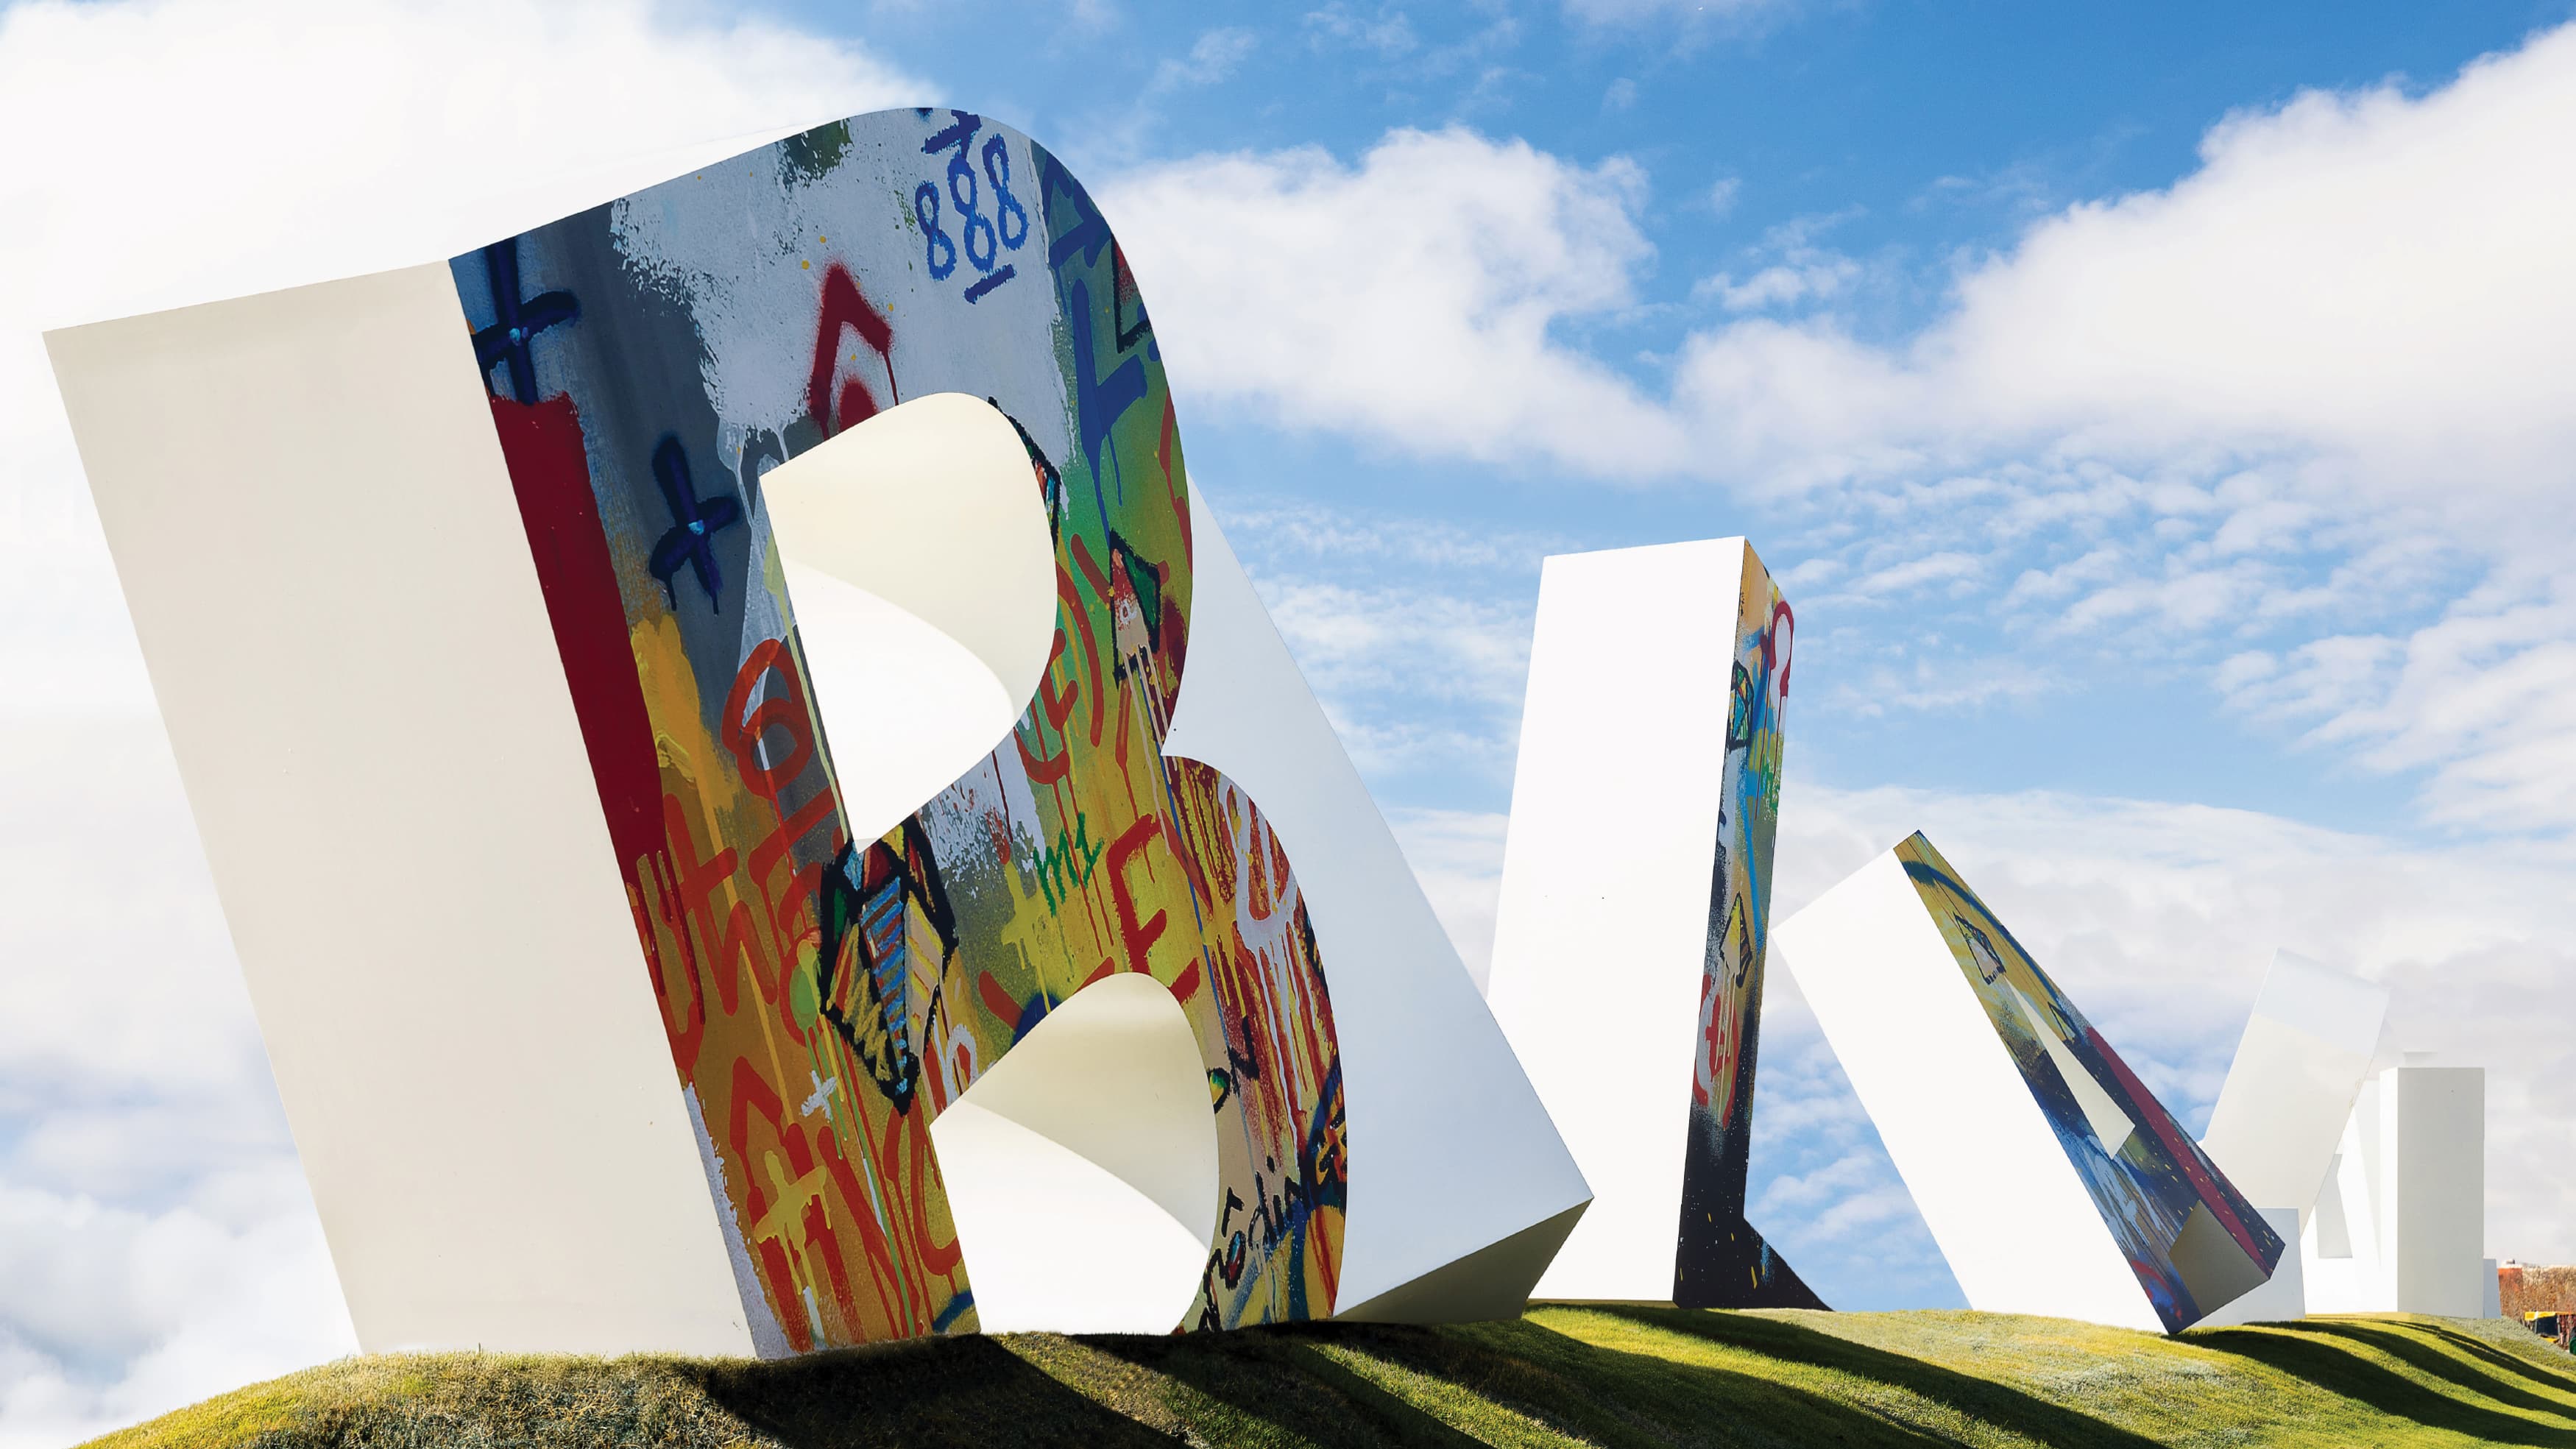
[
  {"x1": 646, "y1": 436, "x2": 742, "y2": 612},
  {"x1": 470, "y1": 238, "x2": 579, "y2": 405}
]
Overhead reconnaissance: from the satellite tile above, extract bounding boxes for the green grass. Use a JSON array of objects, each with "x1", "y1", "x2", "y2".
[{"x1": 82, "y1": 1309, "x2": 2576, "y2": 1448}]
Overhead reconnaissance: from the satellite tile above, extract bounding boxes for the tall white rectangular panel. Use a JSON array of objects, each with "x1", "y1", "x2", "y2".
[
  {"x1": 2385, "y1": 1066, "x2": 2486, "y2": 1317},
  {"x1": 2301, "y1": 1065, "x2": 2488, "y2": 1317},
  {"x1": 1485, "y1": 539, "x2": 1816, "y2": 1306}
]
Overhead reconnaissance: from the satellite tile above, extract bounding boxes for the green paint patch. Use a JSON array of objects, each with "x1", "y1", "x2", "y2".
[{"x1": 82, "y1": 1311, "x2": 2576, "y2": 1447}]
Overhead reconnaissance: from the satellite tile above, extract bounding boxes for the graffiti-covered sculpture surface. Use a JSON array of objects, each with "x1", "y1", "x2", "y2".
[
  {"x1": 1487, "y1": 539, "x2": 1820, "y2": 1308},
  {"x1": 47, "y1": 107, "x2": 1588, "y2": 1357},
  {"x1": 1781, "y1": 832, "x2": 2285, "y2": 1333},
  {"x1": 454, "y1": 111, "x2": 1347, "y2": 1349}
]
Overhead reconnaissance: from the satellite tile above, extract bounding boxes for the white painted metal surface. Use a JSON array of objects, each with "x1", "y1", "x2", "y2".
[
  {"x1": 1482, "y1": 539, "x2": 1751, "y2": 1303},
  {"x1": 48, "y1": 269, "x2": 761, "y2": 1356},
  {"x1": 2301, "y1": 1066, "x2": 2488, "y2": 1317},
  {"x1": 1777, "y1": 849, "x2": 2162, "y2": 1331},
  {"x1": 1164, "y1": 498, "x2": 1593, "y2": 1320},
  {"x1": 2201, "y1": 949, "x2": 2389, "y2": 1230},
  {"x1": 929, "y1": 974, "x2": 1217, "y2": 1333}
]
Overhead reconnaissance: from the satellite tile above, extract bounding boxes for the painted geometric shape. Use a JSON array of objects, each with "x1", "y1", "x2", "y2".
[
  {"x1": 46, "y1": 107, "x2": 1586, "y2": 1356},
  {"x1": 1778, "y1": 832, "x2": 2284, "y2": 1332},
  {"x1": 1486, "y1": 539, "x2": 1821, "y2": 1307}
]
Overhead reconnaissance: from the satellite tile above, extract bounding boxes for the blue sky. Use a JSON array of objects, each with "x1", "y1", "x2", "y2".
[
  {"x1": 7, "y1": 0, "x2": 2576, "y2": 1438},
  {"x1": 754, "y1": 0, "x2": 2565, "y2": 832}
]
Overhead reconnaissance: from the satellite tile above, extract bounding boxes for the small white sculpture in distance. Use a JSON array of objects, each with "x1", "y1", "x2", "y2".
[{"x1": 2193, "y1": 949, "x2": 2387, "y2": 1325}]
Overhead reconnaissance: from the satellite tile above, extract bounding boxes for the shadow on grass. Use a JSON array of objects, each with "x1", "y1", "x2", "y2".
[
  {"x1": 2199, "y1": 1323, "x2": 2576, "y2": 1447},
  {"x1": 1345, "y1": 1316, "x2": 1961, "y2": 1448},
  {"x1": 2287, "y1": 1320, "x2": 2576, "y2": 1420},
  {"x1": 1086, "y1": 1311, "x2": 2178, "y2": 1448},
  {"x1": 1576, "y1": 1307, "x2": 2162, "y2": 1448},
  {"x1": 690, "y1": 1335, "x2": 1178, "y2": 1448},
  {"x1": 2412, "y1": 1322, "x2": 2576, "y2": 1393},
  {"x1": 1080, "y1": 1325, "x2": 1509, "y2": 1446}
]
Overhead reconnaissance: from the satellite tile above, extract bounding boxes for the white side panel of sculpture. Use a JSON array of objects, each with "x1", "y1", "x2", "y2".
[
  {"x1": 1485, "y1": 539, "x2": 1820, "y2": 1308},
  {"x1": 1156, "y1": 490, "x2": 1594, "y2": 1322},
  {"x1": 48, "y1": 268, "x2": 763, "y2": 1357},
  {"x1": 2302, "y1": 1082, "x2": 2389, "y2": 1314},
  {"x1": 2301, "y1": 1065, "x2": 2488, "y2": 1317},
  {"x1": 1780, "y1": 833, "x2": 2287, "y2": 1333},
  {"x1": 2201, "y1": 949, "x2": 2390, "y2": 1227},
  {"x1": 2385, "y1": 1066, "x2": 2488, "y2": 1317},
  {"x1": 46, "y1": 107, "x2": 1588, "y2": 1353}
]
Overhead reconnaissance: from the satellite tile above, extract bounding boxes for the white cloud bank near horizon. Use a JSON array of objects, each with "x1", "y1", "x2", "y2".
[{"x1": 7, "y1": 0, "x2": 2576, "y2": 1437}]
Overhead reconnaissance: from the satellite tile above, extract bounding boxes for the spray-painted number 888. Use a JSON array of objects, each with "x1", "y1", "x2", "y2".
[{"x1": 915, "y1": 110, "x2": 1030, "y2": 301}]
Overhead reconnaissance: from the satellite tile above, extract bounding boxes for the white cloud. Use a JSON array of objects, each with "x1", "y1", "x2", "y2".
[
  {"x1": 1822, "y1": 653, "x2": 2051, "y2": 717},
  {"x1": 1220, "y1": 498, "x2": 1573, "y2": 576},
  {"x1": 1667, "y1": 26, "x2": 2576, "y2": 510},
  {"x1": 1841, "y1": 548, "x2": 1981, "y2": 598},
  {"x1": 2221, "y1": 576, "x2": 2576, "y2": 833},
  {"x1": 1259, "y1": 578, "x2": 1532, "y2": 706},
  {"x1": 1694, "y1": 258, "x2": 1858, "y2": 311},
  {"x1": 1154, "y1": 26, "x2": 1257, "y2": 90},
  {"x1": 0, "y1": 1168, "x2": 350, "y2": 1449},
  {"x1": 1103, "y1": 127, "x2": 1687, "y2": 473},
  {"x1": 0, "y1": 0, "x2": 921, "y2": 1436},
  {"x1": 1561, "y1": 0, "x2": 1799, "y2": 32},
  {"x1": 1303, "y1": 3, "x2": 1419, "y2": 58},
  {"x1": 1927, "y1": 39, "x2": 2576, "y2": 511},
  {"x1": 1383, "y1": 807, "x2": 1512, "y2": 988},
  {"x1": 1245, "y1": 573, "x2": 1535, "y2": 780},
  {"x1": 1691, "y1": 209, "x2": 1867, "y2": 313},
  {"x1": 0, "y1": 717, "x2": 358, "y2": 1446}
]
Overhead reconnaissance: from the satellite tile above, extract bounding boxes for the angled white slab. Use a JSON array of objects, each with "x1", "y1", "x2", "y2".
[
  {"x1": 2201, "y1": 949, "x2": 2389, "y2": 1230},
  {"x1": 48, "y1": 269, "x2": 757, "y2": 1356},
  {"x1": 1781, "y1": 847, "x2": 2158, "y2": 1331},
  {"x1": 1781, "y1": 833, "x2": 2285, "y2": 1333}
]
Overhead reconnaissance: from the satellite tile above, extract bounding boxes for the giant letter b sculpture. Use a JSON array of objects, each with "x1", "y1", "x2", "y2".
[{"x1": 48, "y1": 108, "x2": 1588, "y2": 1356}]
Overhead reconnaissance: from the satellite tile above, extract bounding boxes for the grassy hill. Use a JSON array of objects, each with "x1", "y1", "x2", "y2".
[{"x1": 85, "y1": 1307, "x2": 2576, "y2": 1448}]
